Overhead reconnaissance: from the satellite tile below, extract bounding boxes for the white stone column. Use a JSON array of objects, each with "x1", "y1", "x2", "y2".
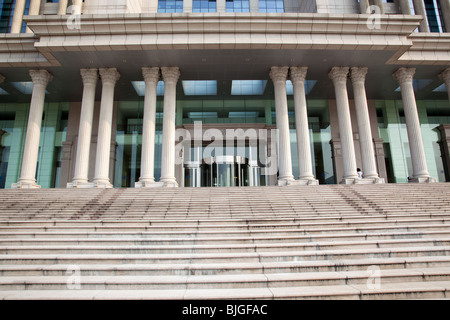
[
  {"x1": 290, "y1": 67, "x2": 318, "y2": 185},
  {"x1": 12, "y1": 70, "x2": 53, "y2": 189},
  {"x1": 58, "y1": 0, "x2": 69, "y2": 15},
  {"x1": 393, "y1": 68, "x2": 435, "y2": 183},
  {"x1": 329, "y1": 67, "x2": 359, "y2": 183},
  {"x1": 68, "y1": 69, "x2": 98, "y2": 188},
  {"x1": 160, "y1": 67, "x2": 180, "y2": 187},
  {"x1": 439, "y1": 0, "x2": 450, "y2": 33},
  {"x1": 136, "y1": 67, "x2": 160, "y2": 188},
  {"x1": 92, "y1": 68, "x2": 120, "y2": 188},
  {"x1": 250, "y1": 0, "x2": 259, "y2": 12},
  {"x1": 396, "y1": 0, "x2": 411, "y2": 14},
  {"x1": 270, "y1": 66, "x2": 295, "y2": 185},
  {"x1": 439, "y1": 68, "x2": 450, "y2": 103},
  {"x1": 350, "y1": 67, "x2": 384, "y2": 183},
  {"x1": 412, "y1": 0, "x2": 429, "y2": 32},
  {"x1": 359, "y1": 0, "x2": 370, "y2": 13},
  {"x1": 25, "y1": 0, "x2": 41, "y2": 33},
  {"x1": 373, "y1": 0, "x2": 385, "y2": 14},
  {"x1": 72, "y1": 0, "x2": 84, "y2": 14},
  {"x1": 10, "y1": 0, "x2": 26, "y2": 33},
  {"x1": 184, "y1": 0, "x2": 193, "y2": 12},
  {"x1": 217, "y1": 0, "x2": 226, "y2": 12}
]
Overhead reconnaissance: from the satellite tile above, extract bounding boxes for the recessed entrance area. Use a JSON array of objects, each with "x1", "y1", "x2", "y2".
[{"x1": 184, "y1": 155, "x2": 265, "y2": 187}]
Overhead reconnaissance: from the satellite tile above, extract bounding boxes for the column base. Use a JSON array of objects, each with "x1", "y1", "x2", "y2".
[
  {"x1": 155, "y1": 178, "x2": 179, "y2": 188},
  {"x1": 408, "y1": 177, "x2": 436, "y2": 183},
  {"x1": 11, "y1": 181, "x2": 41, "y2": 189},
  {"x1": 69, "y1": 180, "x2": 113, "y2": 188},
  {"x1": 135, "y1": 180, "x2": 166, "y2": 188},
  {"x1": 67, "y1": 181, "x2": 96, "y2": 189},
  {"x1": 277, "y1": 178, "x2": 319, "y2": 186},
  {"x1": 340, "y1": 177, "x2": 385, "y2": 185}
]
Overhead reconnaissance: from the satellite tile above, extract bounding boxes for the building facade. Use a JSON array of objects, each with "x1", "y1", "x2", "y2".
[{"x1": 0, "y1": 0, "x2": 449, "y2": 189}]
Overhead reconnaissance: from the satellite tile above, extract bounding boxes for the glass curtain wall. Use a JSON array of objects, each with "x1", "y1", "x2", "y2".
[
  {"x1": 0, "y1": 101, "x2": 68, "y2": 189},
  {"x1": 376, "y1": 99, "x2": 449, "y2": 183}
]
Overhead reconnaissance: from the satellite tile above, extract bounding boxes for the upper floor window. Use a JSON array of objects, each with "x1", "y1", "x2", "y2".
[
  {"x1": 226, "y1": 0, "x2": 250, "y2": 12},
  {"x1": 259, "y1": 0, "x2": 284, "y2": 13},
  {"x1": 193, "y1": 0, "x2": 216, "y2": 12},
  {"x1": 158, "y1": 0, "x2": 183, "y2": 13},
  {"x1": 424, "y1": 0, "x2": 446, "y2": 32}
]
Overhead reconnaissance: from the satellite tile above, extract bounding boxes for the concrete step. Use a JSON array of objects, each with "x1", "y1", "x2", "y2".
[
  {"x1": 2, "y1": 256, "x2": 450, "y2": 276},
  {"x1": 2, "y1": 238, "x2": 450, "y2": 254},
  {"x1": 1, "y1": 246, "x2": 450, "y2": 265},
  {"x1": 0, "y1": 267, "x2": 449, "y2": 291},
  {"x1": 1, "y1": 234, "x2": 450, "y2": 247},
  {"x1": 1, "y1": 281, "x2": 450, "y2": 300},
  {"x1": 1, "y1": 183, "x2": 449, "y2": 299}
]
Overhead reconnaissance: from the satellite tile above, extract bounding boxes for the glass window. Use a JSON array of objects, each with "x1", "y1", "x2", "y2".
[
  {"x1": 192, "y1": 0, "x2": 216, "y2": 13},
  {"x1": 259, "y1": 0, "x2": 284, "y2": 13},
  {"x1": 158, "y1": 0, "x2": 183, "y2": 13},
  {"x1": 226, "y1": 0, "x2": 250, "y2": 13}
]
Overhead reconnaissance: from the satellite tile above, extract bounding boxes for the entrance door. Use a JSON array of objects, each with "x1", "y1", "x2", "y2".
[{"x1": 201, "y1": 156, "x2": 249, "y2": 187}]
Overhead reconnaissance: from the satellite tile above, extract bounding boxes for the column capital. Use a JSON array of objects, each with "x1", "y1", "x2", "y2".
[
  {"x1": 161, "y1": 67, "x2": 180, "y2": 83},
  {"x1": 439, "y1": 68, "x2": 450, "y2": 83},
  {"x1": 393, "y1": 67, "x2": 416, "y2": 84},
  {"x1": 142, "y1": 67, "x2": 160, "y2": 84},
  {"x1": 29, "y1": 70, "x2": 53, "y2": 86},
  {"x1": 80, "y1": 68, "x2": 98, "y2": 85},
  {"x1": 0, "y1": 74, "x2": 4, "y2": 84},
  {"x1": 99, "y1": 68, "x2": 120, "y2": 85},
  {"x1": 290, "y1": 67, "x2": 308, "y2": 83},
  {"x1": 270, "y1": 66, "x2": 289, "y2": 83},
  {"x1": 328, "y1": 67, "x2": 349, "y2": 83},
  {"x1": 350, "y1": 67, "x2": 368, "y2": 83}
]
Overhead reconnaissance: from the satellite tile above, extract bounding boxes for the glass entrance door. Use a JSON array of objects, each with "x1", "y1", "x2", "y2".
[{"x1": 201, "y1": 156, "x2": 249, "y2": 187}]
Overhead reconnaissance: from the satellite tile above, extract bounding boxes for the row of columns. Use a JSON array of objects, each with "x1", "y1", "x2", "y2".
[
  {"x1": 5, "y1": 66, "x2": 450, "y2": 188},
  {"x1": 10, "y1": 0, "x2": 83, "y2": 34},
  {"x1": 359, "y1": 0, "x2": 450, "y2": 33},
  {"x1": 269, "y1": 65, "x2": 384, "y2": 185},
  {"x1": 329, "y1": 66, "x2": 382, "y2": 183}
]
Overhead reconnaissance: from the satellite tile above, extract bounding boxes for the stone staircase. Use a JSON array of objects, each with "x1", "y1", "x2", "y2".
[{"x1": 0, "y1": 183, "x2": 450, "y2": 300}]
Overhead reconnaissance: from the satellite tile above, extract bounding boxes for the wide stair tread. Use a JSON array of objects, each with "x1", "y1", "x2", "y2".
[{"x1": 1, "y1": 183, "x2": 450, "y2": 300}]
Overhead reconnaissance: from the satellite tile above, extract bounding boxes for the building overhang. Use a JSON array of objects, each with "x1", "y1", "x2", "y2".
[{"x1": 0, "y1": 13, "x2": 448, "y2": 102}]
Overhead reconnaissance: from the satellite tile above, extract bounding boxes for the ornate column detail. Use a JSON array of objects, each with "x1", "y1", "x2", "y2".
[
  {"x1": 92, "y1": 68, "x2": 120, "y2": 188},
  {"x1": 12, "y1": 70, "x2": 53, "y2": 189},
  {"x1": 290, "y1": 67, "x2": 318, "y2": 185},
  {"x1": 11, "y1": 0, "x2": 26, "y2": 33},
  {"x1": 439, "y1": 68, "x2": 450, "y2": 103},
  {"x1": 136, "y1": 67, "x2": 161, "y2": 188},
  {"x1": 329, "y1": 67, "x2": 359, "y2": 184},
  {"x1": 350, "y1": 67, "x2": 384, "y2": 183},
  {"x1": 270, "y1": 66, "x2": 295, "y2": 185},
  {"x1": 160, "y1": 67, "x2": 180, "y2": 187},
  {"x1": 68, "y1": 68, "x2": 98, "y2": 188},
  {"x1": 393, "y1": 67, "x2": 435, "y2": 183}
]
